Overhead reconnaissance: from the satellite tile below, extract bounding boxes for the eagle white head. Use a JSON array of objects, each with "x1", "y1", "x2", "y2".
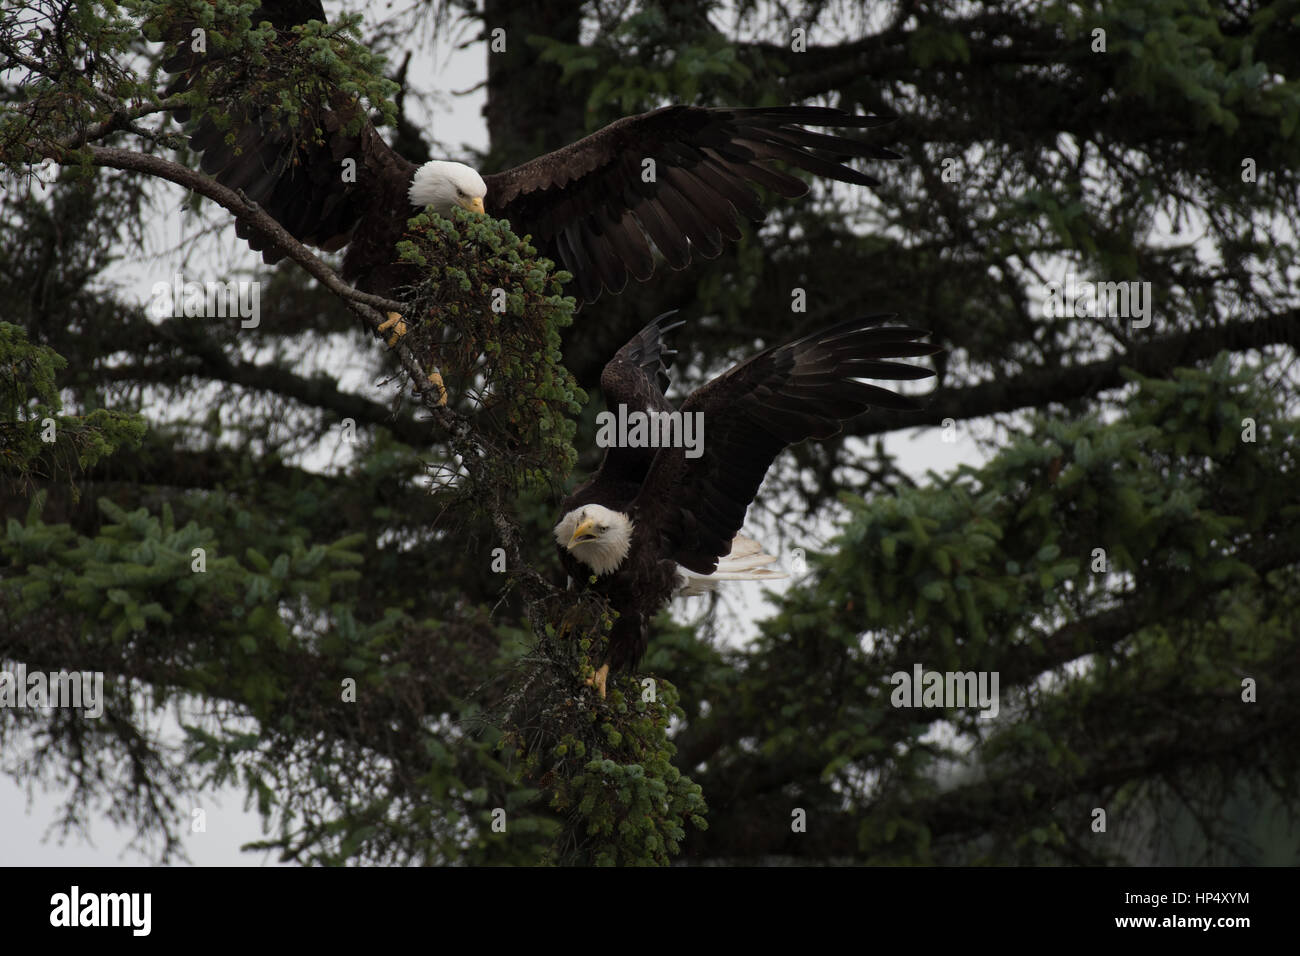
[
  {"x1": 554, "y1": 504, "x2": 634, "y2": 576},
  {"x1": 409, "y1": 160, "x2": 487, "y2": 216}
]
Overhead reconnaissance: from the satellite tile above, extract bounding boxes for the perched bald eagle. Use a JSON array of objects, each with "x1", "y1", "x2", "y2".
[
  {"x1": 160, "y1": 2, "x2": 898, "y2": 307},
  {"x1": 555, "y1": 314, "x2": 941, "y2": 697}
]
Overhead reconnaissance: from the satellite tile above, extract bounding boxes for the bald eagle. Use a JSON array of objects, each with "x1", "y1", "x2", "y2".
[
  {"x1": 555, "y1": 313, "x2": 941, "y2": 697},
  {"x1": 160, "y1": 2, "x2": 898, "y2": 308}
]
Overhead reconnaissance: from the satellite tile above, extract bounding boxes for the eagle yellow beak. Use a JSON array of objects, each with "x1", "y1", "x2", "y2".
[
  {"x1": 459, "y1": 195, "x2": 486, "y2": 215},
  {"x1": 569, "y1": 519, "x2": 598, "y2": 548}
]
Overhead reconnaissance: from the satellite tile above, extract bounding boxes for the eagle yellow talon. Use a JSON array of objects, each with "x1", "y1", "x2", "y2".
[
  {"x1": 427, "y1": 369, "x2": 448, "y2": 407},
  {"x1": 379, "y1": 311, "x2": 408, "y2": 347},
  {"x1": 584, "y1": 663, "x2": 609, "y2": 699}
]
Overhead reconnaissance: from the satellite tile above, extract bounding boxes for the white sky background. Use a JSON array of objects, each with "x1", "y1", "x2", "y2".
[{"x1": 1, "y1": 1, "x2": 1009, "y2": 865}]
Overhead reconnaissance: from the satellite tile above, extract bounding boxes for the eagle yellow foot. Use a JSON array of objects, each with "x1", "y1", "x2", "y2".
[
  {"x1": 379, "y1": 311, "x2": 408, "y2": 347},
  {"x1": 380, "y1": 311, "x2": 447, "y2": 406},
  {"x1": 427, "y1": 368, "x2": 448, "y2": 407},
  {"x1": 585, "y1": 663, "x2": 609, "y2": 699}
]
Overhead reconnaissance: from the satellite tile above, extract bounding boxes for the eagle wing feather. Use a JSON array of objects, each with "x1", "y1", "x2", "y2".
[
  {"x1": 633, "y1": 318, "x2": 942, "y2": 574},
  {"x1": 482, "y1": 105, "x2": 899, "y2": 304}
]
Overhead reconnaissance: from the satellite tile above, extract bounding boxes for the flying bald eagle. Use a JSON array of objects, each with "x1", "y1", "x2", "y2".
[
  {"x1": 555, "y1": 313, "x2": 941, "y2": 697},
  {"x1": 159, "y1": 2, "x2": 898, "y2": 310}
]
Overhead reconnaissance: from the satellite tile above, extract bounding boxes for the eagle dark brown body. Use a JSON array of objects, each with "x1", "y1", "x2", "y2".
[{"x1": 555, "y1": 314, "x2": 942, "y2": 696}]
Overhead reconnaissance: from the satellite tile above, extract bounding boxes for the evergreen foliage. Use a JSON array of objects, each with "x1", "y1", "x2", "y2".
[{"x1": 0, "y1": 0, "x2": 1297, "y2": 865}]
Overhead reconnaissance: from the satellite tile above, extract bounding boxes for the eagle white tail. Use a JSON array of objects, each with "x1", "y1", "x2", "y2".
[{"x1": 676, "y1": 534, "x2": 788, "y2": 597}]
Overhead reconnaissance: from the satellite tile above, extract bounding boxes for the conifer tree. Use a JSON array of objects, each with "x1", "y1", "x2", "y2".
[{"x1": 1, "y1": 0, "x2": 1298, "y2": 865}]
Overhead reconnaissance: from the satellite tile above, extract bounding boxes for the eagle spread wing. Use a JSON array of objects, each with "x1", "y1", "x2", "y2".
[
  {"x1": 585, "y1": 311, "x2": 686, "y2": 488},
  {"x1": 160, "y1": 5, "x2": 898, "y2": 307},
  {"x1": 483, "y1": 106, "x2": 899, "y2": 304},
  {"x1": 599, "y1": 310, "x2": 683, "y2": 417},
  {"x1": 635, "y1": 318, "x2": 942, "y2": 574},
  {"x1": 159, "y1": 1, "x2": 420, "y2": 297}
]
